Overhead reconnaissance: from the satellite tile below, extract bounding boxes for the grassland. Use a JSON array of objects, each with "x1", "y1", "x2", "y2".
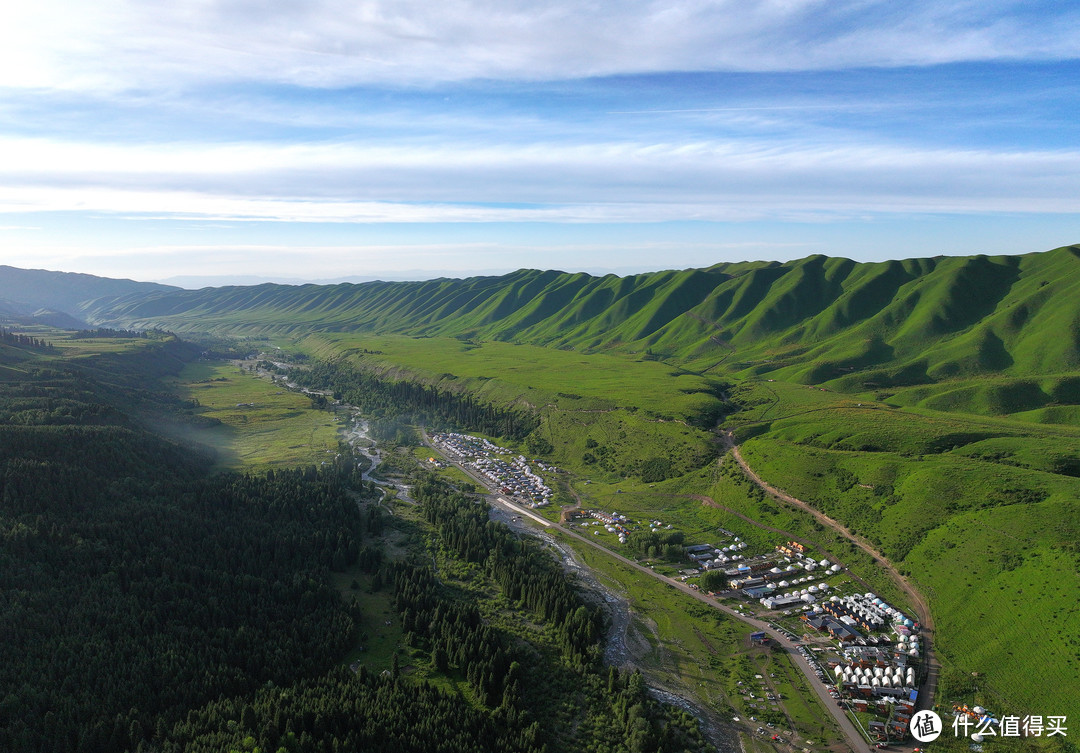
[
  {"x1": 167, "y1": 360, "x2": 343, "y2": 470},
  {"x1": 60, "y1": 244, "x2": 1080, "y2": 725},
  {"x1": 267, "y1": 332, "x2": 1077, "y2": 717},
  {"x1": 298, "y1": 332, "x2": 724, "y2": 418},
  {"x1": 727, "y1": 379, "x2": 1080, "y2": 714},
  {"x1": 295, "y1": 331, "x2": 723, "y2": 482},
  {"x1": 558, "y1": 531, "x2": 846, "y2": 750},
  {"x1": 196, "y1": 332, "x2": 1078, "y2": 721},
  {"x1": 90, "y1": 248, "x2": 1080, "y2": 401},
  {"x1": 329, "y1": 570, "x2": 403, "y2": 672}
]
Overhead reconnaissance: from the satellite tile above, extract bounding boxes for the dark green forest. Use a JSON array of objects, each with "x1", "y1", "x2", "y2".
[
  {"x1": 1, "y1": 335, "x2": 713, "y2": 753},
  {"x1": 0, "y1": 339, "x2": 370, "y2": 752},
  {"x1": 294, "y1": 358, "x2": 540, "y2": 440}
]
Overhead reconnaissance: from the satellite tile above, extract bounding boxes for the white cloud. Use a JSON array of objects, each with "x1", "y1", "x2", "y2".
[
  {"x1": 2, "y1": 239, "x2": 831, "y2": 282},
  {"x1": 2, "y1": 135, "x2": 1079, "y2": 222},
  {"x1": 3, "y1": 1, "x2": 1079, "y2": 92}
]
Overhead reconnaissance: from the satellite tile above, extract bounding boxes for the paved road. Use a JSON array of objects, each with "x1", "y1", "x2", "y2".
[
  {"x1": 422, "y1": 431, "x2": 867, "y2": 753},
  {"x1": 496, "y1": 494, "x2": 868, "y2": 753}
]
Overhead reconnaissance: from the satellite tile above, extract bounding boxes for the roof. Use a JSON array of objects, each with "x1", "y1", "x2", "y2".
[
  {"x1": 763, "y1": 595, "x2": 806, "y2": 608},
  {"x1": 828, "y1": 622, "x2": 863, "y2": 641}
]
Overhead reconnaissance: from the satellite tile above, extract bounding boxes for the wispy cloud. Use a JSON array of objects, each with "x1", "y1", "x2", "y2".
[
  {"x1": 3, "y1": 1, "x2": 1079, "y2": 93},
  {"x1": 2, "y1": 135, "x2": 1079, "y2": 223},
  {"x1": 1, "y1": 2, "x2": 1078, "y2": 277}
]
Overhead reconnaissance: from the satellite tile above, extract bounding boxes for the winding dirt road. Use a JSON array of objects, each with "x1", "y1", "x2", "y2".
[
  {"x1": 422, "y1": 427, "x2": 939, "y2": 751},
  {"x1": 497, "y1": 493, "x2": 869, "y2": 753},
  {"x1": 722, "y1": 433, "x2": 939, "y2": 715}
]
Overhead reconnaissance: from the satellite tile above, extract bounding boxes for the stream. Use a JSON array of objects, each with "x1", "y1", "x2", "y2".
[
  {"x1": 342, "y1": 413, "x2": 413, "y2": 503},
  {"x1": 331, "y1": 396, "x2": 739, "y2": 753},
  {"x1": 488, "y1": 506, "x2": 740, "y2": 753}
]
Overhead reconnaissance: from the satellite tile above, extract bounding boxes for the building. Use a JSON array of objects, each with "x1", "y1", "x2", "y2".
[
  {"x1": 761, "y1": 594, "x2": 806, "y2": 610},
  {"x1": 827, "y1": 622, "x2": 863, "y2": 642},
  {"x1": 802, "y1": 615, "x2": 831, "y2": 632},
  {"x1": 776, "y1": 541, "x2": 807, "y2": 557}
]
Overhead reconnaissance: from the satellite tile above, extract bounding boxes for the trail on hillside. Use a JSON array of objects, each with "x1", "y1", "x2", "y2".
[{"x1": 721, "y1": 432, "x2": 940, "y2": 712}]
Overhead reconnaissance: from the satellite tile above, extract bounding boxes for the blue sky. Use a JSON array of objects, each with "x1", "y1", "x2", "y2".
[{"x1": 1, "y1": 1, "x2": 1079, "y2": 285}]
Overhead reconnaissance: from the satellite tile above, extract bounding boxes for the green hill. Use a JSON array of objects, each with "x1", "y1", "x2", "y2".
[
  {"x1": 85, "y1": 246, "x2": 1080, "y2": 411},
  {"x1": 0, "y1": 264, "x2": 178, "y2": 326},
  {"x1": 11, "y1": 245, "x2": 1080, "y2": 718}
]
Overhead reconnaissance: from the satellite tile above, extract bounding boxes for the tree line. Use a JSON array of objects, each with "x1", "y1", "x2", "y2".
[
  {"x1": 626, "y1": 528, "x2": 687, "y2": 561},
  {"x1": 293, "y1": 359, "x2": 540, "y2": 441},
  {"x1": 408, "y1": 472, "x2": 713, "y2": 753},
  {"x1": 69, "y1": 328, "x2": 160, "y2": 339},
  {"x1": 414, "y1": 475, "x2": 604, "y2": 665},
  {"x1": 0, "y1": 327, "x2": 54, "y2": 350}
]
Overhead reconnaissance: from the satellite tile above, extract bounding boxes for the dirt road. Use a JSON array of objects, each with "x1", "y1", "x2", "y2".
[
  {"x1": 722, "y1": 433, "x2": 939, "y2": 715},
  {"x1": 492, "y1": 493, "x2": 868, "y2": 753},
  {"x1": 423, "y1": 428, "x2": 877, "y2": 752}
]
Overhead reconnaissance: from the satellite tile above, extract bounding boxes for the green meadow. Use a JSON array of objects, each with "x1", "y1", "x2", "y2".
[
  {"x1": 270, "y1": 330, "x2": 1079, "y2": 716},
  {"x1": 726, "y1": 380, "x2": 1080, "y2": 713},
  {"x1": 298, "y1": 332, "x2": 724, "y2": 418},
  {"x1": 296, "y1": 331, "x2": 722, "y2": 481},
  {"x1": 168, "y1": 361, "x2": 342, "y2": 470},
  {"x1": 74, "y1": 244, "x2": 1080, "y2": 726}
]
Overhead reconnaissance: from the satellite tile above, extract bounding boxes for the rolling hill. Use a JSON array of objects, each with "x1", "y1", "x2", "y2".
[
  {"x1": 5, "y1": 245, "x2": 1080, "y2": 718},
  {"x1": 0, "y1": 264, "x2": 178, "y2": 327},
  {"x1": 81, "y1": 245, "x2": 1080, "y2": 416}
]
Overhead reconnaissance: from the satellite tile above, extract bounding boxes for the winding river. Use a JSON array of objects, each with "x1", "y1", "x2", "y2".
[{"x1": 329, "y1": 399, "x2": 738, "y2": 753}]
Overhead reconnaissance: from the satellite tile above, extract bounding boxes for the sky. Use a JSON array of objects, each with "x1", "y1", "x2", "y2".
[{"x1": 1, "y1": 1, "x2": 1080, "y2": 286}]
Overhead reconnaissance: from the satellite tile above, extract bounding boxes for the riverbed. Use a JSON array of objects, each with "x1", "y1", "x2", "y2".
[{"x1": 339, "y1": 409, "x2": 739, "y2": 753}]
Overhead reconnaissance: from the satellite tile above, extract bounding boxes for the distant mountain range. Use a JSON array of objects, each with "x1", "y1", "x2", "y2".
[
  {"x1": 5, "y1": 245, "x2": 1080, "y2": 399},
  {"x1": 155, "y1": 270, "x2": 524, "y2": 289},
  {"x1": 0, "y1": 265, "x2": 177, "y2": 327}
]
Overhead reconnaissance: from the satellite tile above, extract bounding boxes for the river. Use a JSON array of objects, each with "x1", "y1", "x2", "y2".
[
  {"x1": 334, "y1": 405, "x2": 739, "y2": 753},
  {"x1": 483, "y1": 491, "x2": 741, "y2": 753}
]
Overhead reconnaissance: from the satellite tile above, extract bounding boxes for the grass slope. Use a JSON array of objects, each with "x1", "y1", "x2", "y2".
[
  {"x1": 86, "y1": 246, "x2": 1080, "y2": 415},
  {"x1": 0, "y1": 264, "x2": 176, "y2": 322},
  {"x1": 28, "y1": 243, "x2": 1080, "y2": 718},
  {"x1": 729, "y1": 380, "x2": 1080, "y2": 713},
  {"x1": 166, "y1": 361, "x2": 343, "y2": 470}
]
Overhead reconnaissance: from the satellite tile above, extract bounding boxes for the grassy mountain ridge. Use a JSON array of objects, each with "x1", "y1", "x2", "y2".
[
  {"x1": 86, "y1": 246, "x2": 1080, "y2": 411},
  {"x1": 0, "y1": 265, "x2": 178, "y2": 326},
  {"x1": 6, "y1": 247, "x2": 1080, "y2": 719}
]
